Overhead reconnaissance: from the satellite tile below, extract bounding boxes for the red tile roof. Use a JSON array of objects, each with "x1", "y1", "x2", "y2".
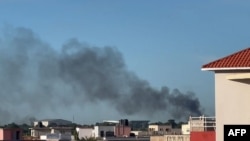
[{"x1": 202, "y1": 47, "x2": 250, "y2": 70}]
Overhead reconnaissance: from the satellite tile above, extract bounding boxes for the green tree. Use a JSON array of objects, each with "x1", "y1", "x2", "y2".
[
  {"x1": 19, "y1": 123, "x2": 31, "y2": 135},
  {"x1": 4, "y1": 122, "x2": 19, "y2": 128}
]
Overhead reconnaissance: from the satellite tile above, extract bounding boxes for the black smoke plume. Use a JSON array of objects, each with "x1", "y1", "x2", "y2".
[{"x1": 0, "y1": 27, "x2": 204, "y2": 124}]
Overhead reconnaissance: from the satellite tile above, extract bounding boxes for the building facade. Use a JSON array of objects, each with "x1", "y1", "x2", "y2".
[
  {"x1": 115, "y1": 125, "x2": 131, "y2": 137},
  {"x1": 0, "y1": 128, "x2": 22, "y2": 141},
  {"x1": 30, "y1": 127, "x2": 73, "y2": 138},
  {"x1": 181, "y1": 122, "x2": 190, "y2": 135},
  {"x1": 93, "y1": 125, "x2": 115, "y2": 138},
  {"x1": 202, "y1": 47, "x2": 250, "y2": 141},
  {"x1": 148, "y1": 125, "x2": 172, "y2": 132},
  {"x1": 76, "y1": 127, "x2": 94, "y2": 139},
  {"x1": 129, "y1": 120, "x2": 149, "y2": 131}
]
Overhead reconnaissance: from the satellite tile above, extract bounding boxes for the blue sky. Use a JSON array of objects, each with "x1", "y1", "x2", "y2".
[{"x1": 0, "y1": 0, "x2": 250, "y2": 124}]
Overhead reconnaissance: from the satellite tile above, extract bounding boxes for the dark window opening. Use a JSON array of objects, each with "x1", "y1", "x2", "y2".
[{"x1": 16, "y1": 131, "x2": 20, "y2": 140}]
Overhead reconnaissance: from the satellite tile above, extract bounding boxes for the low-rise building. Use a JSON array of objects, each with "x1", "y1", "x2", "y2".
[
  {"x1": 76, "y1": 127, "x2": 94, "y2": 139},
  {"x1": 148, "y1": 124, "x2": 172, "y2": 135},
  {"x1": 115, "y1": 125, "x2": 131, "y2": 137},
  {"x1": 0, "y1": 128, "x2": 23, "y2": 141},
  {"x1": 93, "y1": 125, "x2": 115, "y2": 138},
  {"x1": 30, "y1": 127, "x2": 73, "y2": 138},
  {"x1": 181, "y1": 122, "x2": 190, "y2": 135},
  {"x1": 129, "y1": 120, "x2": 149, "y2": 131}
]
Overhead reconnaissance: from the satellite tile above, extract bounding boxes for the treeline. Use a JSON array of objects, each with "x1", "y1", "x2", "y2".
[{"x1": 0, "y1": 123, "x2": 31, "y2": 135}]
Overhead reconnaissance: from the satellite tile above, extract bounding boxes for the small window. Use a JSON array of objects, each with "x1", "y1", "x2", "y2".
[{"x1": 16, "y1": 131, "x2": 20, "y2": 140}]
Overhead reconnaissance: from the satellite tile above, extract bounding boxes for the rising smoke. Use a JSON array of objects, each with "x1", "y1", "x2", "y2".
[{"x1": 0, "y1": 27, "x2": 204, "y2": 124}]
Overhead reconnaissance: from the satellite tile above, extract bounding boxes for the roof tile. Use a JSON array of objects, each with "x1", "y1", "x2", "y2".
[{"x1": 202, "y1": 47, "x2": 250, "y2": 69}]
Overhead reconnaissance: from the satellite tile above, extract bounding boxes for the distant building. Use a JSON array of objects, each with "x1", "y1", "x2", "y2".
[
  {"x1": 129, "y1": 120, "x2": 149, "y2": 131},
  {"x1": 0, "y1": 128, "x2": 22, "y2": 141},
  {"x1": 93, "y1": 125, "x2": 115, "y2": 138},
  {"x1": 115, "y1": 125, "x2": 131, "y2": 137},
  {"x1": 148, "y1": 124, "x2": 182, "y2": 136},
  {"x1": 34, "y1": 119, "x2": 72, "y2": 127},
  {"x1": 114, "y1": 119, "x2": 131, "y2": 137},
  {"x1": 40, "y1": 133, "x2": 73, "y2": 141},
  {"x1": 76, "y1": 127, "x2": 94, "y2": 139},
  {"x1": 181, "y1": 122, "x2": 190, "y2": 135},
  {"x1": 30, "y1": 127, "x2": 73, "y2": 138},
  {"x1": 189, "y1": 116, "x2": 215, "y2": 141},
  {"x1": 148, "y1": 124, "x2": 172, "y2": 132}
]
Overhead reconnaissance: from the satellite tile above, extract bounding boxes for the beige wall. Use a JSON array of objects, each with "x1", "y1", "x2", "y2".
[
  {"x1": 215, "y1": 71, "x2": 250, "y2": 141},
  {"x1": 149, "y1": 125, "x2": 172, "y2": 132},
  {"x1": 150, "y1": 136, "x2": 165, "y2": 141},
  {"x1": 181, "y1": 122, "x2": 190, "y2": 135},
  {"x1": 31, "y1": 129, "x2": 51, "y2": 137},
  {"x1": 150, "y1": 135, "x2": 190, "y2": 141},
  {"x1": 190, "y1": 118, "x2": 205, "y2": 132}
]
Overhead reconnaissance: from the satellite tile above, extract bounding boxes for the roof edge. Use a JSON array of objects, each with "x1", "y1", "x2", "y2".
[{"x1": 201, "y1": 67, "x2": 250, "y2": 71}]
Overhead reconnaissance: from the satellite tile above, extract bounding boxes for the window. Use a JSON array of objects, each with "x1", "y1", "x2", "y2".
[{"x1": 16, "y1": 131, "x2": 20, "y2": 140}]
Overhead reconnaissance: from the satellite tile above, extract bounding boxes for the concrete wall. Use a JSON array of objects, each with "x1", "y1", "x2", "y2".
[
  {"x1": 190, "y1": 131, "x2": 215, "y2": 141},
  {"x1": 215, "y1": 71, "x2": 250, "y2": 141},
  {"x1": 181, "y1": 122, "x2": 190, "y2": 135},
  {"x1": 40, "y1": 133, "x2": 73, "y2": 140},
  {"x1": 149, "y1": 125, "x2": 171, "y2": 132},
  {"x1": 77, "y1": 128, "x2": 94, "y2": 139},
  {"x1": 31, "y1": 128, "x2": 51, "y2": 137},
  {"x1": 165, "y1": 135, "x2": 189, "y2": 141},
  {"x1": 150, "y1": 135, "x2": 189, "y2": 141},
  {"x1": 150, "y1": 136, "x2": 165, "y2": 141}
]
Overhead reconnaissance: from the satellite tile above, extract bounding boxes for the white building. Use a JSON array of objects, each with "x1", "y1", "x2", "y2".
[
  {"x1": 76, "y1": 127, "x2": 94, "y2": 139},
  {"x1": 181, "y1": 122, "x2": 190, "y2": 135},
  {"x1": 148, "y1": 124, "x2": 172, "y2": 132},
  {"x1": 30, "y1": 127, "x2": 73, "y2": 138},
  {"x1": 40, "y1": 133, "x2": 73, "y2": 141},
  {"x1": 202, "y1": 47, "x2": 250, "y2": 141},
  {"x1": 93, "y1": 125, "x2": 115, "y2": 138}
]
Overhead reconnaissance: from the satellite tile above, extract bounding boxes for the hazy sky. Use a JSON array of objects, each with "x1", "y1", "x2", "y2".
[{"x1": 0, "y1": 0, "x2": 250, "y2": 124}]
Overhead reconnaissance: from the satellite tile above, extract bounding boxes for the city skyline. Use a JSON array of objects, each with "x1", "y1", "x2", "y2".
[{"x1": 1, "y1": 0, "x2": 250, "y2": 124}]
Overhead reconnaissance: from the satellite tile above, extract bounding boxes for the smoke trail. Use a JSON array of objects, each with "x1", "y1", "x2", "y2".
[{"x1": 0, "y1": 27, "x2": 204, "y2": 124}]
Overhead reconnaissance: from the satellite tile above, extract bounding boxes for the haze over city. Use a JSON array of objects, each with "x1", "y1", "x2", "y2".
[{"x1": 1, "y1": 0, "x2": 250, "y2": 125}]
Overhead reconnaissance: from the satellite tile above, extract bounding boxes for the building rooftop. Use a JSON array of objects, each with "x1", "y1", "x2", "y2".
[{"x1": 202, "y1": 47, "x2": 250, "y2": 71}]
